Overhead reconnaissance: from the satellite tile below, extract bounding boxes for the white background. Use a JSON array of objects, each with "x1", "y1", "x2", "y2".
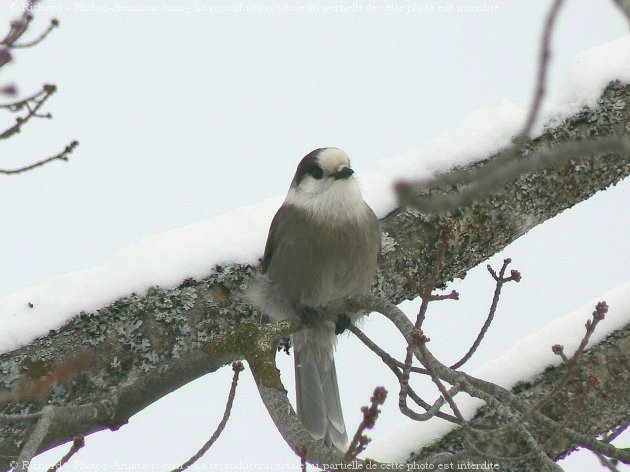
[{"x1": 1, "y1": 0, "x2": 628, "y2": 470}]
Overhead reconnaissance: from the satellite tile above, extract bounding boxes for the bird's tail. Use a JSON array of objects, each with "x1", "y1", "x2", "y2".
[{"x1": 293, "y1": 335, "x2": 348, "y2": 451}]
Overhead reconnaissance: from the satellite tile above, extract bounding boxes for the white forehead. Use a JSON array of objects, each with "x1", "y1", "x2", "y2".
[{"x1": 316, "y1": 147, "x2": 350, "y2": 173}]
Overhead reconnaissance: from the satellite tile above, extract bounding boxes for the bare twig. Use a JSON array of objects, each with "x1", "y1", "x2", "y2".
[
  {"x1": 519, "y1": 0, "x2": 565, "y2": 141},
  {"x1": 1, "y1": 3, "x2": 36, "y2": 46},
  {"x1": 551, "y1": 344, "x2": 569, "y2": 363},
  {"x1": 0, "y1": 140, "x2": 78, "y2": 175},
  {"x1": 47, "y1": 435, "x2": 85, "y2": 472},
  {"x1": 0, "y1": 83, "x2": 56, "y2": 140},
  {"x1": 416, "y1": 338, "x2": 468, "y2": 427},
  {"x1": 450, "y1": 259, "x2": 521, "y2": 369},
  {"x1": 348, "y1": 324, "x2": 460, "y2": 424},
  {"x1": 0, "y1": 2, "x2": 58, "y2": 67},
  {"x1": 172, "y1": 362, "x2": 245, "y2": 472},
  {"x1": 399, "y1": 227, "x2": 464, "y2": 423},
  {"x1": 405, "y1": 225, "x2": 450, "y2": 354},
  {"x1": 0, "y1": 86, "x2": 49, "y2": 109},
  {"x1": 322, "y1": 294, "x2": 630, "y2": 463},
  {"x1": 536, "y1": 301, "x2": 608, "y2": 411},
  {"x1": 343, "y1": 387, "x2": 387, "y2": 462},
  {"x1": 10, "y1": 18, "x2": 59, "y2": 49}
]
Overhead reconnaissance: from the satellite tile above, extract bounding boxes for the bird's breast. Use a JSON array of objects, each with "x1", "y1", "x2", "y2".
[{"x1": 266, "y1": 206, "x2": 380, "y2": 308}]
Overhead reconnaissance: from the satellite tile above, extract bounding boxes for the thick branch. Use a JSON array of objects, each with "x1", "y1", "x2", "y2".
[{"x1": 0, "y1": 81, "x2": 628, "y2": 469}]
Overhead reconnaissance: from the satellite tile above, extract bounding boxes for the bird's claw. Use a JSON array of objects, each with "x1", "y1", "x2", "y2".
[{"x1": 335, "y1": 313, "x2": 351, "y2": 335}]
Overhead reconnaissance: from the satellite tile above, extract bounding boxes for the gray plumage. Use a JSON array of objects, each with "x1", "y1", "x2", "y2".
[{"x1": 247, "y1": 148, "x2": 381, "y2": 450}]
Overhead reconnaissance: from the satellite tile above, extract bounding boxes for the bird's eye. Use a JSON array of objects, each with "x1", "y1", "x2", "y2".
[{"x1": 310, "y1": 166, "x2": 324, "y2": 179}]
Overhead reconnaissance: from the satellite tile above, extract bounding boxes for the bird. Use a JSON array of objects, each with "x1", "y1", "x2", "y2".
[{"x1": 246, "y1": 147, "x2": 381, "y2": 450}]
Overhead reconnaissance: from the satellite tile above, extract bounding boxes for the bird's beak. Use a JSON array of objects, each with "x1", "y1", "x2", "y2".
[{"x1": 333, "y1": 167, "x2": 354, "y2": 180}]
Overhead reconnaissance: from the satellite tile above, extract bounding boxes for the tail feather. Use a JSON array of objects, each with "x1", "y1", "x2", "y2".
[{"x1": 294, "y1": 340, "x2": 347, "y2": 450}]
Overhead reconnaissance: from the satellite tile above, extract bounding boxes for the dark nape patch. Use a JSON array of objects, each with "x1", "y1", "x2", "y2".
[{"x1": 293, "y1": 148, "x2": 326, "y2": 185}]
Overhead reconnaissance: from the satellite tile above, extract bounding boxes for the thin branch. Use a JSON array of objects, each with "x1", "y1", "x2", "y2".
[
  {"x1": 416, "y1": 339, "x2": 467, "y2": 426},
  {"x1": 0, "y1": 1, "x2": 57, "y2": 72},
  {"x1": 322, "y1": 295, "x2": 630, "y2": 463},
  {"x1": 173, "y1": 361, "x2": 245, "y2": 472},
  {"x1": 398, "y1": 226, "x2": 451, "y2": 420},
  {"x1": 348, "y1": 324, "x2": 460, "y2": 424},
  {"x1": 348, "y1": 324, "x2": 427, "y2": 376},
  {"x1": 551, "y1": 344, "x2": 570, "y2": 363},
  {"x1": 16, "y1": 405, "x2": 55, "y2": 472},
  {"x1": 0, "y1": 140, "x2": 78, "y2": 175},
  {"x1": 343, "y1": 387, "x2": 387, "y2": 462},
  {"x1": 519, "y1": 0, "x2": 565, "y2": 141},
  {"x1": 536, "y1": 301, "x2": 608, "y2": 411},
  {"x1": 11, "y1": 18, "x2": 59, "y2": 49},
  {"x1": 0, "y1": 3, "x2": 36, "y2": 46},
  {"x1": 450, "y1": 259, "x2": 521, "y2": 369},
  {"x1": 0, "y1": 3, "x2": 58, "y2": 52},
  {"x1": 47, "y1": 435, "x2": 85, "y2": 472},
  {"x1": 423, "y1": 339, "x2": 559, "y2": 470},
  {"x1": 0, "y1": 83, "x2": 57, "y2": 140},
  {"x1": 0, "y1": 86, "x2": 49, "y2": 109}
]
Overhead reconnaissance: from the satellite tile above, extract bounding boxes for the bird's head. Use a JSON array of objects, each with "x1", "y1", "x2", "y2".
[
  {"x1": 290, "y1": 147, "x2": 355, "y2": 196},
  {"x1": 285, "y1": 147, "x2": 366, "y2": 222}
]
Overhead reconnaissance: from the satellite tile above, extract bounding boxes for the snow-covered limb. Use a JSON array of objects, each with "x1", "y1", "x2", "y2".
[{"x1": 0, "y1": 81, "x2": 628, "y2": 468}]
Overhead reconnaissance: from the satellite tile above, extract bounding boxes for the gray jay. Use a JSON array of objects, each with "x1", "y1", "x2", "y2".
[{"x1": 247, "y1": 147, "x2": 381, "y2": 450}]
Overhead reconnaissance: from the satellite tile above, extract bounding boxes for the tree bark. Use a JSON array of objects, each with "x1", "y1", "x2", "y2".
[{"x1": 0, "y1": 81, "x2": 628, "y2": 470}]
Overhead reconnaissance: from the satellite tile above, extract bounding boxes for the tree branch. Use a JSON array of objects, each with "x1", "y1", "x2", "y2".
[
  {"x1": 0, "y1": 81, "x2": 628, "y2": 469},
  {"x1": 449, "y1": 259, "x2": 521, "y2": 370},
  {"x1": 0, "y1": 140, "x2": 78, "y2": 175},
  {"x1": 173, "y1": 362, "x2": 244, "y2": 472},
  {"x1": 0, "y1": 84, "x2": 56, "y2": 141}
]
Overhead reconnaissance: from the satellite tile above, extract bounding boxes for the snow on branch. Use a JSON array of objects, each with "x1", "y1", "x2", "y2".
[{"x1": 0, "y1": 79, "x2": 628, "y2": 468}]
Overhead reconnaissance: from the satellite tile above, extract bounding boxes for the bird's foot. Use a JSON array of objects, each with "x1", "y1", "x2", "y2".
[
  {"x1": 335, "y1": 313, "x2": 351, "y2": 335},
  {"x1": 276, "y1": 337, "x2": 291, "y2": 355}
]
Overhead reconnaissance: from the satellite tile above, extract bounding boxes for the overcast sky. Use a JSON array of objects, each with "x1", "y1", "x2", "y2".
[{"x1": 1, "y1": 1, "x2": 628, "y2": 470}]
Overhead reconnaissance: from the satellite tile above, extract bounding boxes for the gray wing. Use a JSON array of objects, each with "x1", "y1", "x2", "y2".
[{"x1": 261, "y1": 205, "x2": 288, "y2": 273}]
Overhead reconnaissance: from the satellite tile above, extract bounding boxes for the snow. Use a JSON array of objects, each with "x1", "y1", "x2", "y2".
[
  {"x1": 360, "y1": 101, "x2": 525, "y2": 218},
  {"x1": 549, "y1": 36, "x2": 630, "y2": 124},
  {"x1": 365, "y1": 282, "x2": 630, "y2": 462},
  {"x1": 1, "y1": 36, "x2": 629, "y2": 355},
  {"x1": 0, "y1": 196, "x2": 281, "y2": 353}
]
